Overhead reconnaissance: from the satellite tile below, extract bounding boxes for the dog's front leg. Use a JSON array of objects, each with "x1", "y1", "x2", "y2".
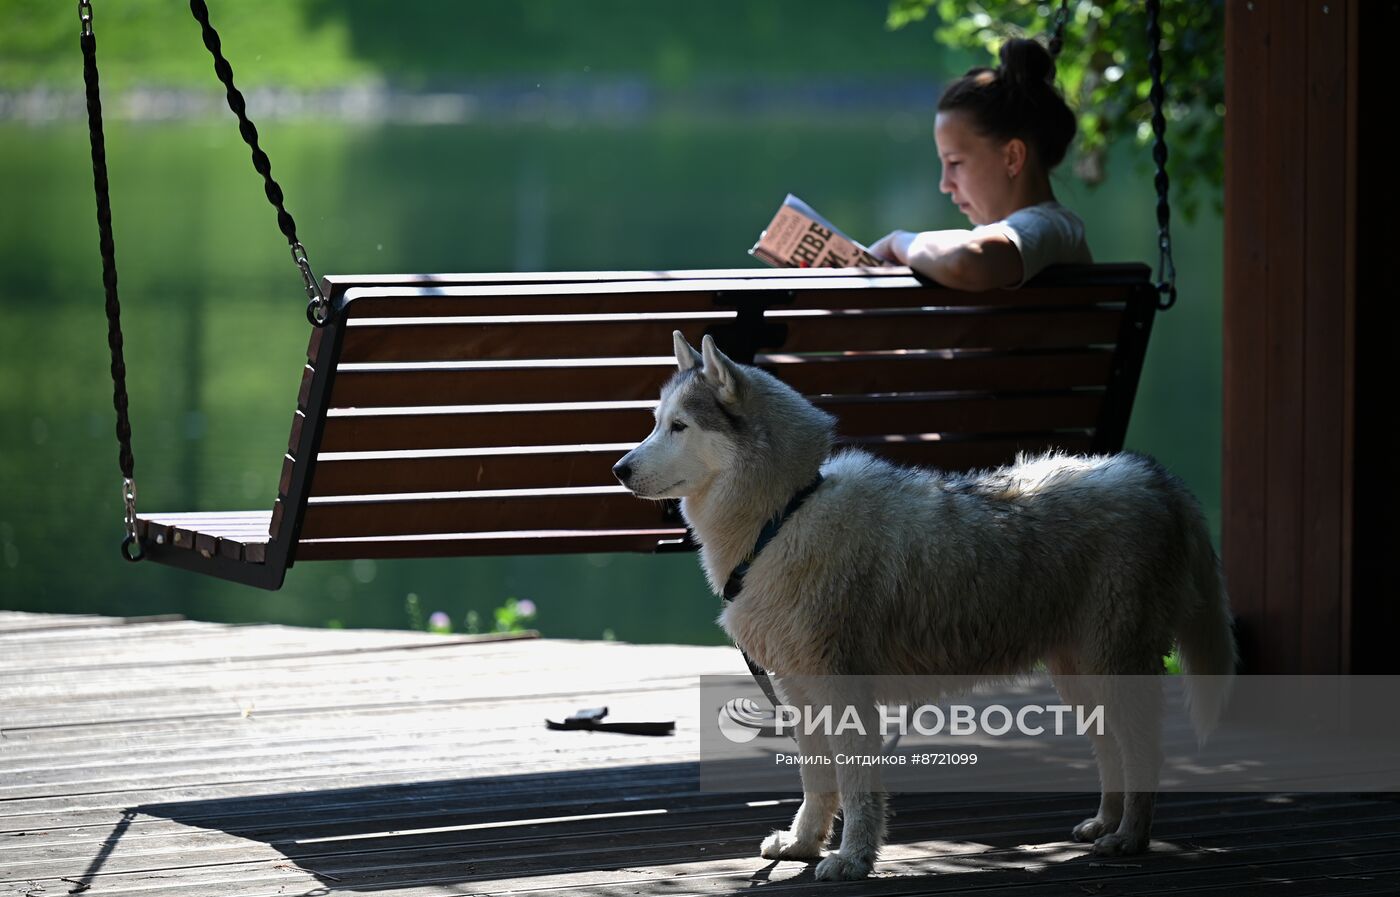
[
  {"x1": 761, "y1": 725, "x2": 838, "y2": 861},
  {"x1": 814, "y1": 702, "x2": 886, "y2": 881},
  {"x1": 761, "y1": 679, "x2": 838, "y2": 861}
]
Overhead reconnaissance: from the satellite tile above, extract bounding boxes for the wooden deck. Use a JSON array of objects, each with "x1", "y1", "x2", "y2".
[{"x1": 2, "y1": 611, "x2": 1397, "y2": 896}]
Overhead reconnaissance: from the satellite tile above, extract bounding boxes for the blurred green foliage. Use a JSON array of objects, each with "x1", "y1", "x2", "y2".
[{"x1": 887, "y1": 0, "x2": 1223, "y2": 220}]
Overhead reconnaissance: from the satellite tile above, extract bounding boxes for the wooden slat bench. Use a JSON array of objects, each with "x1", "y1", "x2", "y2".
[{"x1": 136, "y1": 264, "x2": 1157, "y2": 589}]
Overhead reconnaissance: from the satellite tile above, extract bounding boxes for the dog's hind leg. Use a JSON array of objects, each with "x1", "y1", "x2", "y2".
[
  {"x1": 1092, "y1": 672, "x2": 1163, "y2": 856},
  {"x1": 1052, "y1": 667, "x2": 1125, "y2": 843}
]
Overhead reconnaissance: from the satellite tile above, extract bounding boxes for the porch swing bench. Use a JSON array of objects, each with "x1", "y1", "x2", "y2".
[
  {"x1": 81, "y1": 0, "x2": 1176, "y2": 592},
  {"x1": 135, "y1": 263, "x2": 1157, "y2": 590}
]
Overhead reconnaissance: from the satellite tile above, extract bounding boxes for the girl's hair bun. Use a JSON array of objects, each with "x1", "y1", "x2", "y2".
[{"x1": 998, "y1": 37, "x2": 1056, "y2": 91}]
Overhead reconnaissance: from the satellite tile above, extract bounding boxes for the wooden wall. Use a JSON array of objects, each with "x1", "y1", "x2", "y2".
[{"x1": 1223, "y1": 0, "x2": 1392, "y2": 673}]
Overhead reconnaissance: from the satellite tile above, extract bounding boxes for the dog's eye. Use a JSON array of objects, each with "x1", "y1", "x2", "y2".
[{"x1": 670, "y1": 420, "x2": 687, "y2": 434}]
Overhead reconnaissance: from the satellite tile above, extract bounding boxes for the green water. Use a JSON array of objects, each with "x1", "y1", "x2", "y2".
[{"x1": 0, "y1": 118, "x2": 1222, "y2": 642}]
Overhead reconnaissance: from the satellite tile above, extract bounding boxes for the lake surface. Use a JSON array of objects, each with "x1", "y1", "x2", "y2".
[{"x1": 0, "y1": 117, "x2": 1222, "y2": 642}]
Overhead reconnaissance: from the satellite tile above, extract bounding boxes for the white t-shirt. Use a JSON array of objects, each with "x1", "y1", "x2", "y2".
[{"x1": 974, "y1": 200, "x2": 1093, "y2": 287}]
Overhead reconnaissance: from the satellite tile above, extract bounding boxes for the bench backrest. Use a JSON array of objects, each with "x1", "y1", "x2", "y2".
[
  {"x1": 137, "y1": 265, "x2": 1156, "y2": 588},
  {"x1": 295, "y1": 265, "x2": 1156, "y2": 561}
]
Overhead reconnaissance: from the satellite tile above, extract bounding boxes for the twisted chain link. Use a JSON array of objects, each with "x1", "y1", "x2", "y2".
[
  {"x1": 1048, "y1": 0, "x2": 1072, "y2": 59},
  {"x1": 1146, "y1": 0, "x2": 1177, "y2": 310},
  {"x1": 79, "y1": 0, "x2": 143, "y2": 561},
  {"x1": 188, "y1": 0, "x2": 330, "y2": 325}
]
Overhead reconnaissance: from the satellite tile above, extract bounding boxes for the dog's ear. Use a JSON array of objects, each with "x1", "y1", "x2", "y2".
[
  {"x1": 700, "y1": 334, "x2": 741, "y2": 405},
  {"x1": 673, "y1": 330, "x2": 703, "y2": 372}
]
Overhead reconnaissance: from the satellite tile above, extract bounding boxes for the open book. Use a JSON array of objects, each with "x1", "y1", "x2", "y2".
[{"x1": 750, "y1": 194, "x2": 893, "y2": 268}]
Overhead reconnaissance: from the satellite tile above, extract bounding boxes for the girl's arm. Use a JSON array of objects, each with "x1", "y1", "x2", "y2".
[{"x1": 869, "y1": 229, "x2": 1023, "y2": 291}]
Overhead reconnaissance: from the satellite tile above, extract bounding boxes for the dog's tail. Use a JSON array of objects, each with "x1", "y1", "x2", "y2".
[{"x1": 1177, "y1": 528, "x2": 1238, "y2": 744}]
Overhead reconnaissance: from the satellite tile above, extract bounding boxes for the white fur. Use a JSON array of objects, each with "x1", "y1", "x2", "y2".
[{"x1": 615, "y1": 332, "x2": 1237, "y2": 880}]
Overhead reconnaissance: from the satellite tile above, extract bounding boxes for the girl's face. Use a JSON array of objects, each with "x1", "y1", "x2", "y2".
[{"x1": 934, "y1": 110, "x2": 1017, "y2": 227}]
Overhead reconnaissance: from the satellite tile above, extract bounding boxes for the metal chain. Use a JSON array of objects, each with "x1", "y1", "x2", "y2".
[
  {"x1": 187, "y1": 0, "x2": 330, "y2": 326},
  {"x1": 79, "y1": 0, "x2": 143, "y2": 562},
  {"x1": 1146, "y1": 0, "x2": 1177, "y2": 310},
  {"x1": 1048, "y1": 0, "x2": 1072, "y2": 59}
]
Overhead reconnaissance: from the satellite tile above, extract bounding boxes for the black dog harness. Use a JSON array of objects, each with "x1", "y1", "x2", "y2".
[
  {"x1": 724, "y1": 473, "x2": 825, "y2": 600},
  {"x1": 723, "y1": 473, "x2": 825, "y2": 710}
]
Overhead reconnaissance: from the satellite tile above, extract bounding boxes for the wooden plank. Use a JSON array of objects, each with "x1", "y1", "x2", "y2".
[
  {"x1": 278, "y1": 454, "x2": 295, "y2": 498},
  {"x1": 215, "y1": 537, "x2": 244, "y2": 561},
  {"x1": 344, "y1": 279, "x2": 1138, "y2": 318},
  {"x1": 286, "y1": 410, "x2": 305, "y2": 455},
  {"x1": 1223, "y1": 0, "x2": 1272, "y2": 673},
  {"x1": 324, "y1": 263, "x2": 1147, "y2": 302},
  {"x1": 829, "y1": 392, "x2": 1102, "y2": 438},
  {"x1": 317, "y1": 392, "x2": 1101, "y2": 453},
  {"x1": 308, "y1": 446, "x2": 631, "y2": 495},
  {"x1": 331, "y1": 358, "x2": 679, "y2": 407},
  {"x1": 306, "y1": 432, "x2": 1095, "y2": 497},
  {"x1": 780, "y1": 283, "x2": 1134, "y2": 311},
  {"x1": 338, "y1": 307, "x2": 1123, "y2": 364},
  {"x1": 329, "y1": 350, "x2": 1114, "y2": 410},
  {"x1": 334, "y1": 268, "x2": 912, "y2": 317},
  {"x1": 319, "y1": 402, "x2": 655, "y2": 452},
  {"x1": 0, "y1": 611, "x2": 138, "y2": 633},
  {"x1": 142, "y1": 522, "x2": 269, "y2": 533},
  {"x1": 298, "y1": 529, "x2": 685, "y2": 559},
  {"x1": 768, "y1": 349, "x2": 1115, "y2": 395},
  {"x1": 140, "y1": 511, "x2": 270, "y2": 524},
  {"x1": 295, "y1": 363, "x2": 314, "y2": 409},
  {"x1": 775, "y1": 308, "x2": 1123, "y2": 353},
  {"x1": 138, "y1": 513, "x2": 271, "y2": 545},
  {"x1": 298, "y1": 489, "x2": 666, "y2": 540},
  {"x1": 340, "y1": 314, "x2": 732, "y2": 364},
  {"x1": 306, "y1": 324, "x2": 326, "y2": 366}
]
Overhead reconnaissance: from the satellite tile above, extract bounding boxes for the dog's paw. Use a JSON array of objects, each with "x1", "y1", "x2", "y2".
[
  {"x1": 814, "y1": 852, "x2": 872, "y2": 881},
  {"x1": 760, "y1": 829, "x2": 823, "y2": 862},
  {"x1": 1091, "y1": 831, "x2": 1149, "y2": 856},
  {"x1": 1071, "y1": 816, "x2": 1118, "y2": 843}
]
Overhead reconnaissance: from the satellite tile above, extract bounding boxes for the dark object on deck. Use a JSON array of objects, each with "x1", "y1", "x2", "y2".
[
  {"x1": 546, "y1": 705, "x2": 675, "y2": 736},
  {"x1": 132, "y1": 265, "x2": 1157, "y2": 589}
]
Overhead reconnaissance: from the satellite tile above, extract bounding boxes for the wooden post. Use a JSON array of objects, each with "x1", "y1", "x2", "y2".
[{"x1": 1224, "y1": 0, "x2": 1393, "y2": 673}]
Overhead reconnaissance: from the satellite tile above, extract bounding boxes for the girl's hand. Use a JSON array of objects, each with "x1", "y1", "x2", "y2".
[{"x1": 869, "y1": 230, "x2": 915, "y2": 264}]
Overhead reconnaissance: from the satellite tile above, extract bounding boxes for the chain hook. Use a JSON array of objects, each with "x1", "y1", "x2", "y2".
[
  {"x1": 1157, "y1": 232, "x2": 1177, "y2": 310},
  {"x1": 78, "y1": 0, "x2": 93, "y2": 37},
  {"x1": 121, "y1": 476, "x2": 144, "y2": 561},
  {"x1": 293, "y1": 241, "x2": 331, "y2": 326}
]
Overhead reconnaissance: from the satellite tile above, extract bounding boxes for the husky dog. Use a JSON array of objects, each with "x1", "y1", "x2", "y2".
[{"x1": 613, "y1": 332, "x2": 1236, "y2": 881}]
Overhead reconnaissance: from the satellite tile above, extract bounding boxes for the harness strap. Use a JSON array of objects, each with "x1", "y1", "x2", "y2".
[
  {"x1": 723, "y1": 473, "x2": 826, "y2": 601},
  {"x1": 723, "y1": 473, "x2": 826, "y2": 710}
]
